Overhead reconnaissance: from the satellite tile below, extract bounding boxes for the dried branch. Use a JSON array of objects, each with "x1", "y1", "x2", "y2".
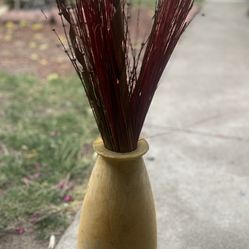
[{"x1": 56, "y1": 0, "x2": 193, "y2": 152}]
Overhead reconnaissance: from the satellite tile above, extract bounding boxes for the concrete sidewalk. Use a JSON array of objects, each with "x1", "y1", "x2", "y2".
[{"x1": 56, "y1": 2, "x2": 249, "y2": 249}]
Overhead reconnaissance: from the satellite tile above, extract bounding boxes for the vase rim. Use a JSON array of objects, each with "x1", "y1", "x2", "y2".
[{"x1": 93, "y1": 138, "x2": 149, "y2": 160}]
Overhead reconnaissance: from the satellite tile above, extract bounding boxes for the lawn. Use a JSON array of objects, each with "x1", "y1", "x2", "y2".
[{"x1": 0, "y1": 73, "x2": 98, "y2": 239}]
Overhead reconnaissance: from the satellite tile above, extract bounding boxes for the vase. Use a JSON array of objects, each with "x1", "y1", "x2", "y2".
[{"x1": 78, "y1": 138, "x2": 157, "y2": 249}]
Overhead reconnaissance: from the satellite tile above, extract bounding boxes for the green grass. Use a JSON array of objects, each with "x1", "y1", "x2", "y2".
[
  {"x1": 195, "y1": 0, "x2": 204, "y2": 4},
  {"x1": 0, "y1": 73, "x2": 98, "y2": 239}
]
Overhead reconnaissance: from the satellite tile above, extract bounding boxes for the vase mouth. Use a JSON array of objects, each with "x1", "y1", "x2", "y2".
[{"x1": 93, "y1": 138, "x2": 149, "y2": 160}]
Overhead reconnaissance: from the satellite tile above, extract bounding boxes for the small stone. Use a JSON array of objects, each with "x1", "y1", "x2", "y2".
[{"x1": 48, "y1": 235, "x2": 56, "y2": 249}]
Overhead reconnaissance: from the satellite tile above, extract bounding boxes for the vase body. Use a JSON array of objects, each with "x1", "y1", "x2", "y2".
[{"x1": 78, "y1": 139, "x2": 157, "y2": 249}]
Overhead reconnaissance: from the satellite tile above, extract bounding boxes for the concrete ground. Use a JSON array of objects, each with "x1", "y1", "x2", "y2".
[{"x1": 56, "y1": 2, "x2": 249, "y2": 249}]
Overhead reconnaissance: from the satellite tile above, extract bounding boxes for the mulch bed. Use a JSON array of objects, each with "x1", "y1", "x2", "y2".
[
  {"x1": 0, "y1": 20, "x2": 72, "y2": 78},
  {"x1": 0, "y1": 6, "x2": 153, "y2": 79}
]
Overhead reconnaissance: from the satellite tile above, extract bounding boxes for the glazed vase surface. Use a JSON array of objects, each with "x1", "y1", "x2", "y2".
[{"x1": 78, "y1": 139, "x2": 157, "y2": 249}]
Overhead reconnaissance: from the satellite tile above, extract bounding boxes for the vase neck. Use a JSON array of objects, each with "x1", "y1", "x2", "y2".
[{"x1": 93, "y1": 138, "x2": 149, "y2": 161}]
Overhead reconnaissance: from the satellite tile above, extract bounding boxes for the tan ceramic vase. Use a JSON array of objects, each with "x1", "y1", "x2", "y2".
[{"x1": 78, "y1": 138, "x2": 157, "y2": 249}]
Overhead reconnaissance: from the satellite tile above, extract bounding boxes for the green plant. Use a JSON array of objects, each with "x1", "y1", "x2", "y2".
[{"x1": 0, "y1": 72, "x2": 97, "y2": 239}]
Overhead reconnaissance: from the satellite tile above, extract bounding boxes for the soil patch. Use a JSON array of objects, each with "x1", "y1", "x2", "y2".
[
  {"x1": 0, "y1": 22, "x2": 72, "y2": 78},
  {"x1": 0, "y1": 6, "x2": 156, "y2": 79}
]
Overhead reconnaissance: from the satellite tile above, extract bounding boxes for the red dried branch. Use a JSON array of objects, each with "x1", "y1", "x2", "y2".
[{"x1": 56, "y1": 0, "x2": 193, "y2": 152}]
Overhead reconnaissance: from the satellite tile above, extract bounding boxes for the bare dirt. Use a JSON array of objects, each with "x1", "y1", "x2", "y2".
[
  {"x1": 0, "y1": 6, "x2": 155, "y2": 80},
  {"x1": 0, "y1": 4, "x2": 199, "y2": 79},
  {"x1": 0, "y1": 23, "x2": 73, "y2": 79}
]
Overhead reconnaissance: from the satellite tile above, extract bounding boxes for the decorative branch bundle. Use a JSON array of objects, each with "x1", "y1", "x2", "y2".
[{"x1": 56, "y1": 0, "x2": 193, "y2": 152}]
